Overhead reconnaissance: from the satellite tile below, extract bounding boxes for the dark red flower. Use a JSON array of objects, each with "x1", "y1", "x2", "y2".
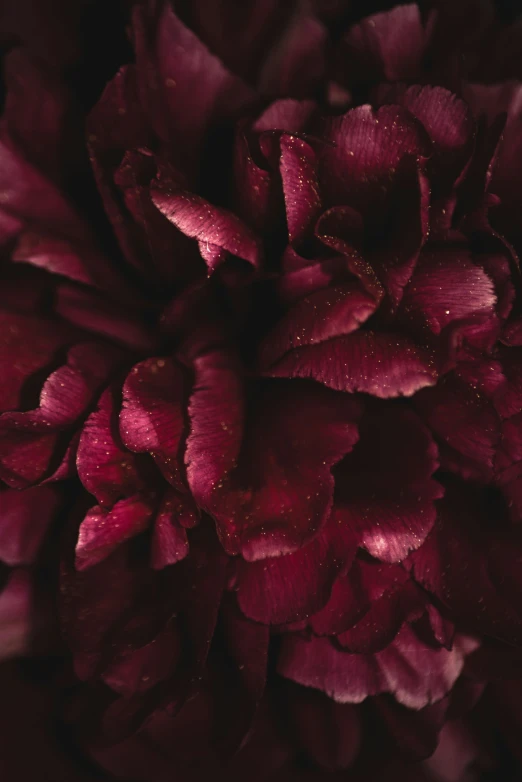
[{"x1": 1, "y1": 1, "x2": 522, "y2": 780}]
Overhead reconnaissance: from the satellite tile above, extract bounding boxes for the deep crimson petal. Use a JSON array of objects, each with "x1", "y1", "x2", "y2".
[
  {"x1": 374, "y1": 696, "x2": 448, "y2": 761},
  {"x1": 278, "y1": 626, "x2": 472, "y2": 709},
  {"x1": 378, "y1": 85, "x2": 474, "y2": 184},
  {"x1": 340, "y1": 5, "x2": 430, "y2": 84},
  {"x1": 187, "y1": 353, "x2": 361, "y2": 559},
  {"x1": 265, "y1": 330, "x2": 437, "y2": 398},
  {"x1": 0, "y1": 311, "x2": 71, "y2": 413},
  {"x1": 101, "y1": 622, "x2": 180, "y2": 697},
  {"x1": 77, "y1": 388, "x2": 145, "y2": 507},
  {"x1": 259, "y1": 283, "x2": 377, "y2": 370},
  {"x1": 310, "y1": 558, "x2": 410, "y2": 636},
  {"x1": 415, "y1": 370, "x2": 501, "y2": 481},
  {"x1": 75, "y1": 496, "x2": 155, "y2": 571},
  {"x1": 236, "y1": 516, "x2": 357, "y2": 624},
  {"x1": 0, "y1": 485, "x2": 61, "y2": 566},
  {"x1": 319, "y1": 104, "x2": 430, "y2": 210},
  {"x1": 0, "y1": 342, "x2": 124, "y2": 488},
  {"x1": 337, "y1": 580, "x2": 425, "y2": 653},
  {"x1": 132, "y1": 2, "x2": 254, "y2": 161},
  {"x1": 279, "y1": 134, "x2": 322, "y2": 245},
  {"x1": 151, "y1": 177, "x2": 261, "y2": 272},
  {"x1": 401, "y1": 248, "x2": 497, "y2": 335},
  {"x1": 410, "y1": 486, "x2": 522, "y2": 645},
  {"x1": 120, "y1": 357, "x2": 186, "y2": 488},
  {"x1": 150, "y1": 489, "x2": 196, "y2": 569},
  {"x1": 333, "y1": 407, "x2": 443, "y2": 562},
  {"x1": 257, "y1": 10, "x2": 326, "y2": 98}
]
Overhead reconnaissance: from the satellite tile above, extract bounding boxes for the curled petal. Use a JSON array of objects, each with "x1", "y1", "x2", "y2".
[
  {"x1": 75, "y1": 496, "x2": 155, "y2": 571},
  {"x1": 265, "y1": 330, "x2": 437, "y2": 398},
  {"x1": 236, "y1": 516, "x2": 357, "y2": 624},
  {"x1": 187, "y1": 353, "x2": 361, "y2": 559},
  {"x1": 78, "y1": 388, "x2": 145, "y2": 507},
  {"x1": 151, "y1": 178, "x2": 261, "y2": 272},
  {"x1": 0, "y1": 343, "x2": 124, "y2": 488},
  {"x1": 120, "y1": 358, "x2": 187, "y2": 489},
  {"x1": 333, "y1": 407, "x2": 443, "y2": 562},
  {"x1": 278, "y1": 626, "x2": 471, "y2": 709}
]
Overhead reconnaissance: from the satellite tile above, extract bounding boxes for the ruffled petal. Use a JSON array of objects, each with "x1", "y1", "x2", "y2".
[
  {"x1": 278, "y1": 625, "x2": 471, "y2": 709},
  {"x1": 415, "y1": 370, "x2": 501, "y2": 481},
  {"x1": 410, "y1": 485, "x2": 522, "y2": 645},
  {"x1": 131, "y1": 2, "x2": 254, "y2": 163},
  {"x1": 236, "y1": 515, "x2": 357, "y2": 624},
  {"x1": 265, "y1": 330, "x2": 437, "y2": 398},
  {"x1": 320, "y1": 104, "x2": 430, "y2": 211},
  {"x1": 259, "y1": 283, "x2": 377, "y2": 370},
  {"x1": 151, "y1": 175, "x2": 261, "y2": 272},
  {"x1": 120, "y1": 357, "x2": 187, "y2": 488},
  {"x1": 339, "y1": 4, "x2": 430, "y2": 85},
  {"x1": 401, "y1": 248, "x2": 497, "y2": 336},
  {"x1": 0, "y1": 311, "x2": 71, "y2": 413},
  {"x1": 0, "y1": 342, "x2": 124, "y2": 487},
  {"x1": 333, "y1": 407, "x2": 443, "y2": 562},
  {"x1": 75, "y1": 496, "x2": 155, "y2": 571},
  {"x1": 187, "y1": 352, "x2": 361, "y2": 559},
  {"x1": 77, "y1": 388, "x2": 145, "y2": 507}
]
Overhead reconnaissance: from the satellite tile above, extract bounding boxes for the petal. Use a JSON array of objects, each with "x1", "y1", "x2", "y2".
[
  {"x1": 340, "y1": 4, "x2": 429, "y2": 84},
  {"x1": 186, "y1": 353, "x2": 361, "y2": 559},
  {"x1": 236, "y1": 515, "x2": 357, "y2": 624},
  {"x1": 258, "y1": 283, "x2": 377, "y2": 370},
  {"x1": 279, "y1": 134, "x2": 322, "y2": 245},
  {"x1": 0, "y1": 342, "x2": 124, "y2": 488},
  {"x1": 132, "y1": 3, "x2": 254, "y2": 163},
  {"x1": 333, "y1": 407, "x2": 443, "y2": 562},
  {"x1": 77, "y1": 388, "x2": 145, "y2": 507},
  {"x1": 410, "y1": 485, "x2": 522, "y2": 645},
  {"x1": 278, "y1": 626, "x2": 470, "y2": 709},
  {"x1": 0, "y1": 311, "x2": 70, "y2": 413},
  {"x1": 102, "y1": 622, "x2": 181, "y2": 697},
  {"x1": 75, "y1": 496, "x2": 155, "y2": 571},
  {"x1": 120, "y1": 357, "x2": 187, "y2": 488},
  {"x1": 266, "y1": 330, "x2": 437, "y2": 398},
  {"x1": 415, "y1": 371, "x2": 501, "y2": 481},
  {"x1": 378, "y1": 84, "x2": 474, "y2": 186},
  {"x1": 151, "y1": 176, "x2": 261, "y2": 271},
  {"x1": 401, "y1": 247, "x2": 497, "y2": 336},
  {"x1": 319, "y1": 103, "x2": 430, "y2": 211},
  {"x1": 258, "y1": 10, "x2": 326, "y2": 98},
  {"x1": 337, "y1": 580, "x2": 424, "y2": 653},
  {"x1": 0, "y1": 485, "x2": 61, "y2": 565},
  {"x1": 150, "y1": 489, "x2": 196, "y2": 570}
]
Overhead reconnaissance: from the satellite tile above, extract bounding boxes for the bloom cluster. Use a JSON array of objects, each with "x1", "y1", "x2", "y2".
[{"x1": 1, "y1": 1, "x2": 522, "y2": 779}]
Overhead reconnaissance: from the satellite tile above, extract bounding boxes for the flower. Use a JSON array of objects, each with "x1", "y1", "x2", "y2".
[{"x1": 1, "y1": 1, "x2": 522, "y2": 780}]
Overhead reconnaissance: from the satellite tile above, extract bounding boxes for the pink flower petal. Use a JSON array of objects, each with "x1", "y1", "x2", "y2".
[
  {"x1": 120, "y1": 357, "x2": 187, "y2": 489},
  {"x1": 278, "y1": 625, "x2": 470, "y2": 708},
  {"x1": 236, "y1": 516, "x2": 357, "y2": 624},
  {"x1": 266, "y1": 330, "x2": 437, "y2": 398},
  {"x1": 77, "y1": 388, "x2": 145, "y2": 507},
  {"x1": 187, "y1": 352, "x2": 361, "y2": 559},
  {"x1": 75, "y1": 496, "x2": 155, "y2": 571}
]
